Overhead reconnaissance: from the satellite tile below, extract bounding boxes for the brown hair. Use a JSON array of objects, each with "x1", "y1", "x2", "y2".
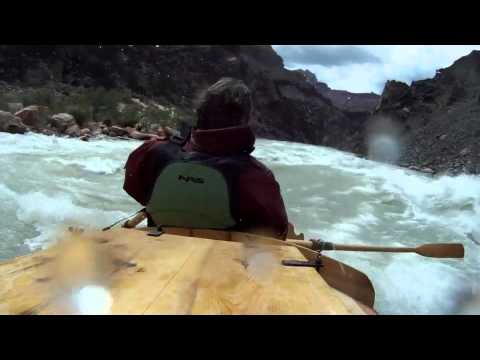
[{"x1": 194, "y1": 77, "x2": 253, "y2": 130}]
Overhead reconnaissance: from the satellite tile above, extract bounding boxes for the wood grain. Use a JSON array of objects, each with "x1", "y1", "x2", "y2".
[{"x1": 0, "y1": 228, "x2": 371, "y2": 315}]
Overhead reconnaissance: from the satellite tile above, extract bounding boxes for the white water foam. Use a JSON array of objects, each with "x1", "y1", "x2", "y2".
[
  {"x1": 12, "y1": 190, "x2": 130, "y2": 250},
  {"x1": 255, "y1": 139, "x2": 480, "y2": 239},
  {"x1": 44, "y1": 157, "x2": 124, "y2": 175},
  {"x1": 254, "y1": 139, "x2": 480, "y2": 314},
  {"x1": 1, "y1": 134, "x2": 479, "y2": 314},
  {"x1": 0, "y1": 133, "x2": 139, "y2": 253}
]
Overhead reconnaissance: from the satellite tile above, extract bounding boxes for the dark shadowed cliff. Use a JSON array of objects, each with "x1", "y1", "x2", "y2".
[{"x1": 0, "y1": 45, "x2": 374, "y2": 152}]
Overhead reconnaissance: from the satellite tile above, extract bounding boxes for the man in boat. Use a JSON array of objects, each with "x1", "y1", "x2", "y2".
[{"x1": 123, "y1": 77, "x2": 290, "y2": 239}]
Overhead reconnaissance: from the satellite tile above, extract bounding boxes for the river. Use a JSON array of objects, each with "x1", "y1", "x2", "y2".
[{"x1": 1, "y1": 132, "x2": 478, "y2": 314}]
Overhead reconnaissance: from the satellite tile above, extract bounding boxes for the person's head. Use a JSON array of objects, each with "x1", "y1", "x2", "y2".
[{"x1": 195, "y1": 77, "x2": 253, "y2": 130}]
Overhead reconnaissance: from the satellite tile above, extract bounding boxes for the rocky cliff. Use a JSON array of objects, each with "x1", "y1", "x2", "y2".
[
  {"x1": 299, "y1": 69, "x2": 380, "y2": 113},
  {"x1": 374, "y1": 50, "x2": 480, "y2": 175},
  {"x1": 5, "y1": 45, "x2": 478, "y2": 175},
  {"x1": 0, "y1": 45, "x2": 366, "y2": 152}
]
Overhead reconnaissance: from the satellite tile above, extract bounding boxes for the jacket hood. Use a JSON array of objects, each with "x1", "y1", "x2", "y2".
[{"x1": 186, "y1": 125, "x2": 255, "y2": 156}]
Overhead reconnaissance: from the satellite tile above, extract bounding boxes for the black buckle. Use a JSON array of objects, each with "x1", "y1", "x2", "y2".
[{"x1": 148, "y1": 226, "x2": 164, "y2": 237}]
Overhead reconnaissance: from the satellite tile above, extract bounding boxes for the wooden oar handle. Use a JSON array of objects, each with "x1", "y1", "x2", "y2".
[{"x1": 330, "y1": 244, "x2": 415, "y2": 253}]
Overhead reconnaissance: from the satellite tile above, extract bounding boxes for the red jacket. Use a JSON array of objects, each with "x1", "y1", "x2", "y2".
[{"x1": 123, "y1": 125, "x2": 289, "y2": 238}]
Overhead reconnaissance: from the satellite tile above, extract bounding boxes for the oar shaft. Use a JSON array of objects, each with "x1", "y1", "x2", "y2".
[
  {"x1": 286, "y1": 239, "x2": 415, "y2": 253},
  {"x1": 286, "y1": 239, "x2": 315, "y2": 248},
  {"x1": 332, "y1": 244, "x2": 416, "y2": 253},
  {"x1": 286, "y1": 239, "x2": 464, "y2": 259}
]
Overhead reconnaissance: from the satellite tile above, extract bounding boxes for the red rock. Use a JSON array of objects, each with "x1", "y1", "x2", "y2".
[{"x1": 15, "y1": 105, "x2": 47, "y2": 128}]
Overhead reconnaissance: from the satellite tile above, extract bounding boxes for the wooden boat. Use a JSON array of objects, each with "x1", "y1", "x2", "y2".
[{"x1": 0, "y1": 226, "x2": 376, "y2": 315}]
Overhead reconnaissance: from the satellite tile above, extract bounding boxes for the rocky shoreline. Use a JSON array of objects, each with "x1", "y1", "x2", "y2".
[
  {"x1": 0, "y1": 45, "x2": 370, "y2": 150},
  {"x1": 0, "y1": 104, "x2": 472, "y2": 178},
  {"x1": 0, "y1": 105, "x2": 172, "y2": 142}
]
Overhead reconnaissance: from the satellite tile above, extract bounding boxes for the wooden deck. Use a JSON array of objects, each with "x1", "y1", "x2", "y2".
[{"x1": 0, "y1": 228, "x2": 369, "y2": 315}]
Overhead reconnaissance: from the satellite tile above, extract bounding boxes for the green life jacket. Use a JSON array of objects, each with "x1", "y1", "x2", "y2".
[{"x1": 145, "y1": 142, "x2": 250, "y2": 230}]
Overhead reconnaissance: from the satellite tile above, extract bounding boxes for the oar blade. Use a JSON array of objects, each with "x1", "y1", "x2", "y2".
[
  {"x1": 416, "y1": 243, "x2": 465, "y2": 258},
  {"x1": 295, "y1": 246, "x2": 375, "y2": 308}
]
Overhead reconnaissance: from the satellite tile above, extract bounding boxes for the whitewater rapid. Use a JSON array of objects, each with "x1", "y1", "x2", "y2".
[{"x1": 1, "y1": 132, "x2": 479, "y2": 314}]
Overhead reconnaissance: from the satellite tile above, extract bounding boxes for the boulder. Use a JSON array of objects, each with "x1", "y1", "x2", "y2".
[
  {"x1": 127, "y1": 131, "x2": 148, "y2": 140},
  {"x1": 107, "y1": 125, "x2": 129, "y2": 137},
  {"x1": 65, "y1": 124, "x2": 81, "y2": 137},
  {"x1": 91, "y1": 129, "x2": 102, "y2": 137},
  {"x1": 41, "y1": 129, "x2": 56, "y2": 136},
  {"x1": 15, "y1": 105, "x2": 49, "y2": 129},
  {"x1": 79, "y1": 128, "x2": 91, "y2": 137},
  {"x1": 131, "y1": 97, "x2": 149, "y2": 109},
  {"x1": 0, "y1": 110, "x2": 27, "y2": 134},
  {"x1": 79, "y1": 135, "x2": 90, "y2": 142},
  {"x1": 127, "y1": 129, "x2": 160, "y2": 141},
  {"x1": 7, "y1": 102, "x2": 24, "y2": 114},
  {"x1": 85, "y1": 121, "x2": 102, "y2": 131},
  {"x1": 50, "y1": 113, "x2": 76, "y2": 133},
  {"x1": 422, "y1": 167, "x2": 435, "y2": 174},
  {"x1": 376, "y1": 81, "x2": 412, "y2": 111}
]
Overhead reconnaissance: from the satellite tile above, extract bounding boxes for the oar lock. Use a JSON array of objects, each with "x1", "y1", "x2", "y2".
[
  {"x1": 282, "y1": 252, "x2": 323, "y2": 271},
  {"x1": 282, "y1": 240, "x2": 333, "y2": 270},
  {"x1": 310, "y1": 240, "x2": 335, "y2": 251}
]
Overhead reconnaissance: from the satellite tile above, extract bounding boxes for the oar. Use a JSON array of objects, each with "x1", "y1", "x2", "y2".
[
  {"x1": 102, "y1": 209, "x2": 146, "y2": 231},
  {"x1": 292, "y1": 243, "x2": 376, "y2": 308},
  {"x1": 286, "y1": 239, "x2": 465, "y2": 259}
]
